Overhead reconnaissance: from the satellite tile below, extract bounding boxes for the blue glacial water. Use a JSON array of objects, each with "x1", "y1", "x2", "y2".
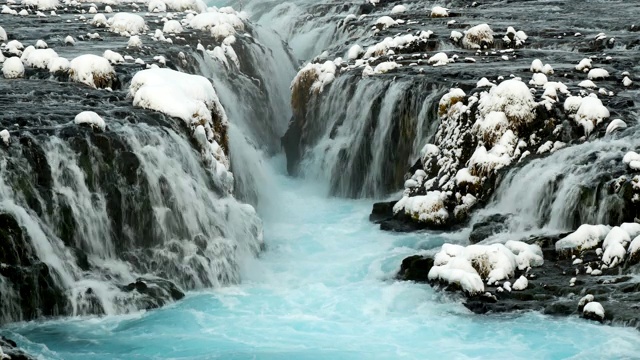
[{"x1": 4, "y1": 159, "x2": 640, "y2": 359}]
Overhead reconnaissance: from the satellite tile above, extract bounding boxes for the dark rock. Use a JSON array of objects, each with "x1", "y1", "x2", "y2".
[
  {"x1": 0, "y1": 336, "x2": 37, "y2": 360},
  {"x1": 397, "y1": 255, "x2": 434, "y2": 282},
  {"x1": 369, "y1": 201, "x2": 397, "y2": 223},
  {"x1": 468, "y1": 214, "x2": 510, "y2": 244}
]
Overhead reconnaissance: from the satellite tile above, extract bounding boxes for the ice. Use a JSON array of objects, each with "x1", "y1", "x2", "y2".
[
  {"x1": 606, "y1": 119, "x2": 627, "y2": 134},
  {"x1": 2, "y1": 57, "x2": 25, "y2": 78},
  {"x1": 74, "y1": 111, "x2": 106, "y2": 131}
]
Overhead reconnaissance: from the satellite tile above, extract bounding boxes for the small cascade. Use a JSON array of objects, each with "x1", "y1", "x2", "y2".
[
  {"x1": 285, "y1": 72, "x2": 445, "y2": 198},
  {"x1": 481, "y1": 127, "x2": 640, "y2": 232}
]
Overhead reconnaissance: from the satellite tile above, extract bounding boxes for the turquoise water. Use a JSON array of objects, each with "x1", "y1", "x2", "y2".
[{"x1": 5, "y1": 160, "x2": 640, "y2": 359}]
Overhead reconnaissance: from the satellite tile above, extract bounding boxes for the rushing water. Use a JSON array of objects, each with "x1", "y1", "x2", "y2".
[{"x1": 4, "y1": 157, "x2": 640, "y2": 359}]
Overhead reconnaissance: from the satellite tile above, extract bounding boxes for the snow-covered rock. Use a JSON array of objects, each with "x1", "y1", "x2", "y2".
[
  {"x1": 478, "y1": 78, "x2": 536, "y2": 125},
  {"x1": 127, "y1": 35, "x2": 142, "y2": 48},
  {"x1": 394, "y1": 191, "x2": 449, "y2": 225},
  {"x1": 24, "y1": 48, "x2": 58, "y2": 69},
  {"x1": 391, "y1": 5, "x2": 406, "y2": 14},
  {"x1": 108, "y1": 13, "x2": 146, "y2": 35},
  {"x1": 555, "y1": 224, "x2": 610, "y2": 252},
  {"x1": 0, "y1": 130, "x2": 9, "y2": 145},
  {"x1": 582, "y1": 301, "x2": 605, "y2": 321},
  {"x1": 375, "y1": 16, "x2": 397, "y2": 30},
  {"x1": 74, "y1": 111, "x2": 105, "y2": 131},
  {"x1": 588, "y1": 68, "x2": 609, "y2": 80},
  {"x1": 189, "y1": 11, "x2": 244, "y2": 35},
  {"x1": 2, "y1": 57, "x2": 25, "y2": 78},
  {"x1": 69, "y1": 54, "x2": 116, "y2": 89},
  {"x1": 163, "y1": 19, "x2": 183, "y2": 33},
  {"x1": 512, "y1": 275, "x2": 528, "y2": 291},
  {"x1": 347, "y1": 44, "x2": 363, "y2": 60},
  {"x1": 575, "y1": 58, "x2": 592, "y2": 72},
  {"x1": 606, "y1": 119, "x2": 627, "y2": 134},
  {"x1": 64, "y1": 35, "x2": 75, "y2": 45},
  {"x1": 462, "y1": 24, "x2": 493, "y2": 49},
  {"x1": 427, "y1": 52, "x2": 450, "y2": 66},
  {"x1": 0, "y1": 26, "x2": 6, "y2": 42},
  {"x1": 49, "y1": 56, "x2": 69, "y2": 73},
  {"x1": 35, "y1": 39, "x2": 47, "y2": 49},
  {"x1": 23, "y1": 0, "x2": 58, "y2": 10},
  {"x1": 623, "y1": 151, "x2": 640, "y2": 171},
  {"x1": 103, "y1": 49, "x2": 124, "y2": 64}
]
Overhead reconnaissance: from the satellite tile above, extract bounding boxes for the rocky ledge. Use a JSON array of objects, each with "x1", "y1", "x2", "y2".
[{"x1": 398, "y1": 222, "x2": 640, "y2": 328}]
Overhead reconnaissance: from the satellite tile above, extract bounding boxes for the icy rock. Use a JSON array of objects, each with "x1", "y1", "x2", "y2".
[
  {"x1": 69, "y1": 54, "x2": 117, "y2": 89},
  {"x1": 605, "y1": 119, "x2": 627, "y2": 134},
  {"x1": 2, "y1": 57, "x2": 25, "y2": 78},
  {"x1": 512, "y1": 275, "x2": 528, "y2": 291},
  {"x1": 74, "y1": 111, "x2": 105, "y2": 131}
]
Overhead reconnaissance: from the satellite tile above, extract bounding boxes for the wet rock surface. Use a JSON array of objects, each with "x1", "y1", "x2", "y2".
[{"x1": 0, "y1": 336, "x2": 36, "y2": 360}]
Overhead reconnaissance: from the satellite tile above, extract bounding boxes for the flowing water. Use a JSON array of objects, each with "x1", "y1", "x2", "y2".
[{"x1": 4, "y1": 157, "x2": 640, "y2": 359}]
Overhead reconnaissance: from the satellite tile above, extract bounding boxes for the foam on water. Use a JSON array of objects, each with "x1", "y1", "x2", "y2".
[{"x1": 4, "y1": 157, "x2": 640, "y2": 359}]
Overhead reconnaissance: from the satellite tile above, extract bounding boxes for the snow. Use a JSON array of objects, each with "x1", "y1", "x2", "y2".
[
  {"x1": 103, "y1": 49, "x2": 124, "y2": 64},
  {"x1": 24, "y1": 48, "x2": 58, "y2": 69},
  {"x1": 162, "y1": 0, "x2": 207, "y2": 13},
  {"x1": 5, "y1": 40, "x2": 24, "y2": 56},
  {"x1": 420, "y1": 143, "x2": 440, "y2": 161},
  {"x1": 588, "y1": 68, "x2": 609, "y2": 80},
  {"x1": 391, "y1": 5, "x2": 405, "y2": 14},
  {"x1": 65, "y1": 35, "x2": 75, "y2": 45},
  {"x1": 450, "y1": 30, "x2": 463, "y2": 42},
  {"x1": 529, "y1": 73, "x2": 548, "y2": 86},
  {"x1": 620, "y1": 222, "x2": 640, "y2": 238},
  {"x1": 427, "y1": 52, "x2": 450, "y2": 66},
  {"x1": 555, "y1": 224, "x2": 611, "y2": 252},
  {"x1": 529, "y1": 59, "x2": 543, "y2": 73},
  {"x1": 583, "y1": 301, "x2": 605, "y2": 320},
  {"x1": 628, "y1": 235, "x2": 640, "y2": 260},
  {"x1": 623, "y1": 151, "x2": 640, "y2": 171},
  {"x1": 0, "y1": 26, "x2": 6, "y2": 42},
  {"x1": 108, "y1": 13, "x2": 146, "y2": 35},
  {"x1": 365, "y1": 61, "x2": 401, "y2": 76},
  {"x1": 455, "y1": 168, "x2": 479, "y2": 186},
  {"x1": 478, "y1": 79, "x2": 536, "y2": 125},
  {"x1": 129, "y1": 68, "x2": 230, "y2": 183},
  {"x1": 622, "y1": 76, "x2": 632, "y2": 87},
  {"x1": 574, "y1": 96, "x2": 610, "y2": 134},
  {"x1": 189, "y1": 11, "x2": 244, "y2": 34},
  {"x1": 69, "y1": 54, "x2": 115, "y2": 88},
  {"x1": 0, "y1": 129, "x2": 9, "y2": 145},
  {"x1": 91, "y1": 13, "x2": 108, "y2": 27},
  {"x1": 462, "y1": 24, "x2": 493, "y2": 49},
  {"x1": 292, "y1": 61, "x2": 336, "y2": 93},
  {"x1": 74, "y1": 111, "x2": 105, "y2": 131},
  {"x1": 375, "y1": 16, "x2": 397, "y2": 30},
  {"x1": 163, "y1": 20, "x2": 183, "y2": 34},
  {"x1": 468, "y1": 132, "x2": 516, "y2": 177},
  {"x1": 347, "y1": 44, "x2": 363, "y2": 60},
  {"x1": 563, "y1": 96, "x2": 582, "y2": 113},
  {"x1": 505, "y1": 240, "x2": 543, "y2": 270},
  {"x1": 575, "y1": 58, "x2": 592, "y2": 72},
  {"x1": 472, "y1": 111, "x2": 509, "y2": 146},
  {"x1": 127, "y1": 35, "x2": 142, "y2": 48},
  {"x1": 476, "y1": 77, "x2": 494, "y2": 88},
  {"x1": 35, "y1": 39, "x2": 47, "y2": 49},
  {"x1": 605, "y1": 119, "x2": 627, "y2": 134},
  {"x1": 2, "y1": 57, "x2": 25, "y2": 78},
  {"x1": 49, "y1": 56, "x2": 69, "y2": 73},
  {"x1": 394, "y1": 191, "x2": 449, "y2": 225},
  {"x1": 148, "y1": 0, "x2": 166, "y2": 12},
  {"x1": 578, "y1": 80, "x2": 597, "y2": 88},
  {"x1": 23, "y1": 0, "x2": 58, "y2": 10},
  {"x1": 512, "y1": 275, "x2": 528, "y2": 291},
  {"x1": 601, "y1": 226, "x2": 630, "y2": 267},
  {"x1": 431, "y1": 6, "x2": 449, "y2": 17},
  {"x1": 542, "y1": 64, "x2": 553, "y2": 75}
]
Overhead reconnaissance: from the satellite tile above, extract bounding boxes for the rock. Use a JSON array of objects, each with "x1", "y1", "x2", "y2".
[
  {"x1": 0, "y1": 336, "x2": 37, "y2": 360},
  {"x1": 397, "y1": 255, "x2": 434, "y2": 282},
  {"x1": 123, "y1": 277, "x2": 185, "y2": 310},
  {"x1": 468, "y1": 214, "x2": 510, "y2": 243}
]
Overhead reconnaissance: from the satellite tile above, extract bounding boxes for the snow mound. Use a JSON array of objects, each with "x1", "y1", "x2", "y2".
[
  {"x1": 505, "y1": 240, "x2": 543, "y2": 270},
  {"x1": 472, "y1": 111, "x2": 509, "y2": 146},
  {"x1": 427, "y1": 52, "x2": 450, "y2": 66},
  {"x1": 35, "y1": 39, "x2": 47, "y2": 49},
  {"x1": 555, "y1": 224, "x2": 611, "y2": 252},
  {"x1": 512, "y1": 275, "x2": 528, "y2": 291},
  {"x1": 363, "y1": 61, "x2": 401, "y2": 76},
  {"x1": 129, "y1": 68, "x2": 231, "y2": 186},
  {"x1": 462, "y1": 24, "x2": 493, "y2": 49},
  {"x1": 69, "y1": 54, "x2": 116, "y2": 89},
  {"x1": 575, "y1": 58, "x2": 592, "y2": 72},
  {"x1": 375, "y1": 16, "x2": 397, "y2": 30},
  {"x1": 108, "y1": 13, "x2": 146, "y2": 35},
  {"x1": 529, "y1": 73, "x2": 548, "y2": 86},
  {"x1": 24, "y1": 48, "x2": 58, "y2": 69},
  {"x1": 601, "y1": 226, "x2": 630, "y2": 267},
  {"x1": 573, "y1": 96, "x2": 610, "y2": 135},
  {"x1": 0, "y1": 26, "x2": 6, "y2": 42},
  {"x1": 292, "y1": 61, "x2": 336, "y2": 94},
  {"x1": 127, "y1": 35, "x2": 142, "y2": 48},
  {"x1": 391, "y1": 5, "x2": 405, "y2": 14},
  {"x1": 2, "y1": 57, "x2": 25, "y2": 78},
  {"x1": 347, "y1": 44, "x2": 363, "y2": 60},
  {"x1": 74, "y1": 111, "x2": 105, "y2": 131},
  {"x1": 623, "y1": 151, "x2": 640, "y2": 171},
  {"x1": 163, "y1": 0, "x2": 207, "y2": 13},
  {"x1": 529, "y1": 59, "x2": 543, "y2": 73},
  {"x1": 148, "y1": 0, "x2": 166, "y2": 12}
]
